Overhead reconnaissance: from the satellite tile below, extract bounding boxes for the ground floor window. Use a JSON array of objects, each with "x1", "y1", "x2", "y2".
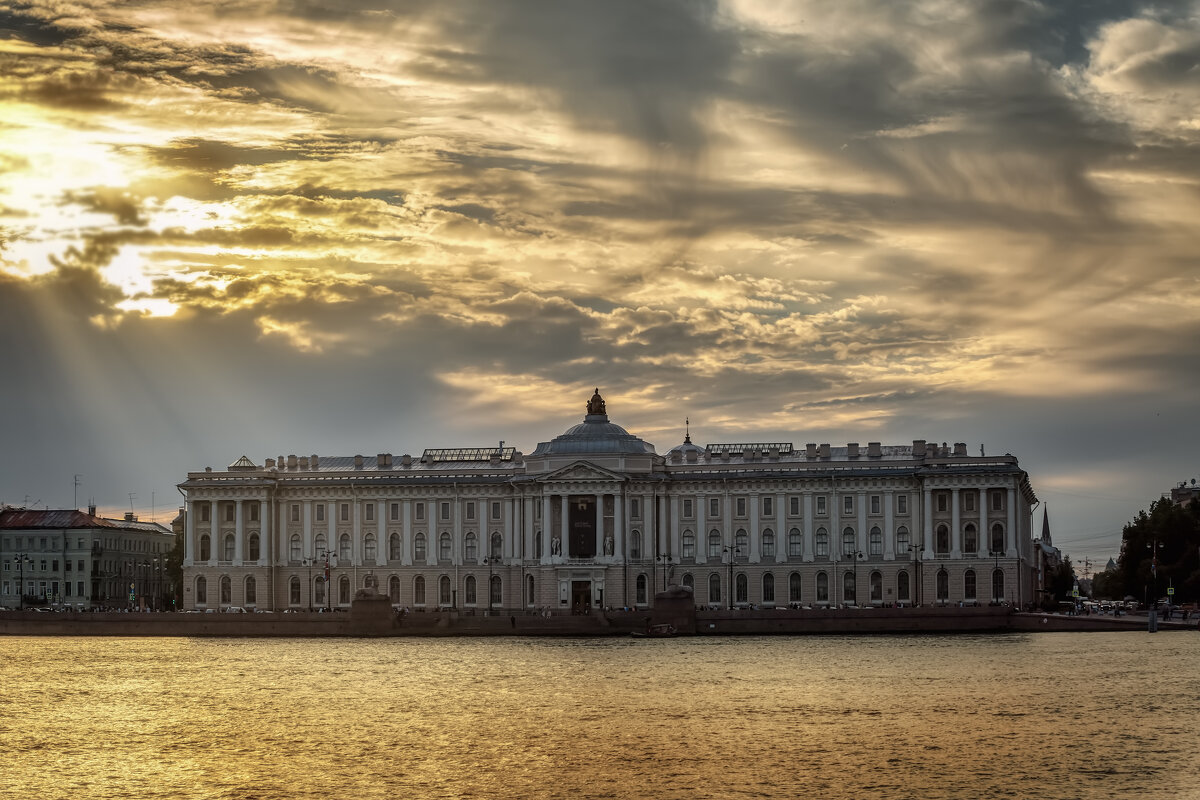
[
  {"x1": 816, "y1": 571, "x2": 828, "y2": 602},
  {"x1": 708, "y1": 573, "x2": 721, "y2": 604},
  {"x1": 993, "y1": 568, "x2": 1004, "y2": 602},
  {"x1": 636, "y1": 574, "x2": 647, "y2": 604},
  {"x1": 196, "y1": 576, "x2": 207, "y2": 604},
  {"x1": 289, "y1": 576, "x2": 300, "y2": 605},
  {"x1": 220, "y1": 576, "x2": 231, "y2": 605},
  {"x1": 789, "y1": 572, "x2": 801, "y2": 603},
  {"x1": 937, "y1": 569, "x2": 949, "y2": 602},
  {"x1": 389, "y1": 575, "x2": 400, "y2": 603},
  {"x1": 869, "y1": 571, "x2": 882, "y2": 603},
  {"x1": 897, "y1": 570, "x2": 910, "y2": 602},
  {"x1": 762, "y1": 572, "x2": 774, "y2": 604},
  {"x1": 414, "y1": 575, "x2": 425, "y2": 605},
  {"x1": 735, "y1": 573, "x2": 748, "y2": 604},
  {"x1": 339, "y1": 575, "x2": 350, "y2": 604}
]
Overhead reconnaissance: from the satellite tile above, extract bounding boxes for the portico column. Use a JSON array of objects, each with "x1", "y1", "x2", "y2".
[
  {"x1": 560, "y1": 495, "x2": 569, "y2": 559},
  {"x1": 922, "y1": 487, "x2": 934, "y2": 559},
  {"x1": 857, "y1": 491, "x2": 867, "y2": 554},
  {"x1": 401, "y1": 500, "x2": 412, "y2": 566},
  {"x1": 775, "y1": 492, "x2": 786, "y2": 563},
  {"x1": 523, "y1": 497, "x2": 534, "y2": 561},
  {"x1": 259, "y1": 499, "x2": 269, "y2": 565},
  {"x1": 1006, "y1": 487, "x2": 1017, "y2": 557},
  {"x1": 184, "y1": 501, "x2": 195, "y2": 566},
  {"x1": 950, "y1": 489, "x2": 961, "y2": 558},
  {"x1": 613, "y1": 493, "x2": 624, "y2": 560},
  {"x1": 303, "y1": 501, "x2": 313, "y2": 560},
  {"x1": 209, "y1": 500, "x2": 218, "y2": 565},
  {"x1": 696, "y1": 492, "x2": 707, "y2": 565},
  {"x1": 541, "y1": 495, "x2": 552, "y2": 563},
  {"x1": 802, "y1": 493, "x2": 814, "y2": 562},
  {"x1": 377, "y1": 497, "x2": 388, "y2": 567},
  {"x1": 749, "y1": 493, "x2": 760, "y2": 563},
  {"x1": 884, "y1": 491, "x2": 895, "y2": 560},
  {"x1": 352, "y1": 499, "x2": 361, "y2": 567},
  {"x1": 594, "y1": 492, "x2": 604, "y2": 557},
  {"x1": 234, "y1": 500, "x2": 244, "y2": 566},
  {"x1": 669, "y1": 495, "x2": 680, "y2": 560},
  {"x1": 327, "y1": 505, "x2": 336, "y2": 564}
]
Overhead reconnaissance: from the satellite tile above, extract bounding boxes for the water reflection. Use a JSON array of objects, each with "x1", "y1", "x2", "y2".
[{"x1": 1, "y1": 634, "x2": 1196, "y2": 799}]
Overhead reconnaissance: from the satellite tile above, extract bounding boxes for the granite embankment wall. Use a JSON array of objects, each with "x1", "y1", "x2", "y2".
[{"x1": 1, "y1": 607, "x2": 1194, "y2": 637}]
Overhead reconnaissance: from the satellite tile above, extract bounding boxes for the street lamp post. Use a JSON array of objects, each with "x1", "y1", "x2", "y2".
[
  {"x1": 990, "y1": 550, "x2": 1002, "y2": 604},
  {"x1": 1147, "y1": 539, "x2": 1158, "y2": 633},
  {"x1": 484, "y1": 556, "x2": 501, "y2": 614},
  {"x1": 302, "y1": 557, "x2": 314, "y2": 611},
  {"x1": 852, "y1": 551, "x2": 864, "y2": 608},
  {"x1": 656, "y1": 553, "x2": 675, "y2": 593},
  {"x1": 723, "y1": 546, "x2": 740, "y2": 610},
  {"x1": 908, "y1": 545, "x2": 921, "y2": 607},
  {"x1": 13, "y1": 554, "x2": 31, "y2": 610}
]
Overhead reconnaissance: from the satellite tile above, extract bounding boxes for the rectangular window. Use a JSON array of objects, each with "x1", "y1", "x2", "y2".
[
  {"x1": 843, "y1": 495, "x2": 853, "y2": 515},
  {"x1": 937, "y1": 493, "x2": 948, "y2": 512},
  {"x1": 340, "y1": 503, "x2": 350, "y2": 522},
  {"x1": 897, "y1": 495, "x2": 908, "y2": 515},
  {"x1": 200, "y1": 505, "x2": 210, "y2": 522},
  {"x1": 763, "y1": 497, "x2": 773, "y2": 517},
  {"x1": 440, "y1": 502, "x2": 450, "y2": 521},
  {"x1": 870, "y1": 495, "x2": 880, "y2": 515},
  {"x1": 491, "y1": 501, "x2": 501, "y2": 520},
  {"x1": 225, "y1": 505, "x2": 235, "y2": 522},
  {"x1": 964, "y1": 492, "x2": 975, "y2": 512},
  {"x1": 78, "y1": 538, "x2": 84, "y2": 549},
  {"x1": 365, "y1": 503, "x2": 374, "y2": 521},
  {"x1": 736, "y1": 498, "x2": 746, "y2": 517},
  {"x1": 630, "y1": 498, "x2": 640, "y2": 519},
  {"x1": 683, "y1": 499, "x2": 693, "y2": 518},
  {"x1": 709, "y1": 498, "x2": 719, "y2": 518},
  {"x1": 816, "y1": 496, "x2": 827, "y2": 516},
  {"x1": 40, "y1": 537, "x2": 47, "y2": 549},
  {"x1": 465, "y1": 502, "x2": 475, "y2": 521},
  {"x1": 416, "y1": 502, "x2": 426, "y2": 521},
  {"x1": 316, "y1": 504, "x2": 325, "y2": 522},
  {"x1": 52, "y1": 559, "x2": 59, "y2": 571},
  {"x1": 290, "y1": 504, "x2": 300, "y2": 523},
  {"x1": 991, "y1": 491, "x2": 1003, "y2": 511},
  {"x1": 78, "y1": 560, "x2": 84, "y2": 571},
  {"x1": 391, "y1": 503, "x2": 400, "y2": 521},
  {"x1": 249, "y1": 504, "x2": 259, "y2": 522},
  {"x1": 65, "y1": 560, "x2": 72, "y2": 572}
]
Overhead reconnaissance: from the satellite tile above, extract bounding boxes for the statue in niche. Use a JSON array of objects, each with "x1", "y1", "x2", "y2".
[
  {"x1": 551, "y1": 536, "x2": 561, "y2": 555},
  {"x1": 603, "y1": 535, "x2": 614, "y2": 556},
  {"x1": 586, "y1": 388, "x2": 606, "y2": 416}
]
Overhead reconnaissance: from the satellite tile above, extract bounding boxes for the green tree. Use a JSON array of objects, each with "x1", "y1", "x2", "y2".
[
  {"x1": 165, "y1": 512, "x2": 185, "y2": 609},
  {"x1": 1116, "y1": 498, "x2": 1200, "y2": 605},
  {"x1": 1090, "y1": 566, "x2": 1121, "y2": 600},
  {"x1": 1047, "y1": 556, "x2": 1077, "y2": 603}
]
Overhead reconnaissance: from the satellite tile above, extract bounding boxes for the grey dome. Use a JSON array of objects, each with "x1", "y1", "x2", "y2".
[{"x1": 529, "y1": 390, "x2": 655, "y2": 456}]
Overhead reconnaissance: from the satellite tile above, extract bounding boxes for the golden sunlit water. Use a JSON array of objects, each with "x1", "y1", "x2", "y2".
[{"x1": 1, "y1": 633, "x2": 1197, "y2": 799}]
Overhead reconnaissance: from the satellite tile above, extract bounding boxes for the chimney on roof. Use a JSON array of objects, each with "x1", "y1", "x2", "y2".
[
  {"x1": 265, "y1": 458, "x2": 275, "y2": 468},
  {"x1": 913, "y1": 440, "x2": 926, "y2": 458},
  {"x1": 311, "y1": 455, "x2": 319, "y2": 469},
  {"x1": 847, "y1": 442, "x2": 860, "y2": 458},
  {"x1": 806, "y1": 443, "x2": 817, "y2": 459},
  {"x1": 953, "y1": 442, "x2": 967, "y2": 457},
  {"x1": 819, "y1": 443, "x2": 831, "y2": 459},
  {"x1": 124, "y1": 511, "x2": 136, "y2": 522},
  {"x1": 867, "y1": 442, "x2": 882, "y2": 458},
  {"x1": 401, "y1": 454, "x2": 412, "y2": 468},
  {"x1": 88, "y1": 502, "x2": 96, "y2": 516},
  {"x1": 354, "y1": 455, "x2": 364, "y2": 469},
  {"x1": 287, "y1": 455, "x2": 298, "y2": 469},
  {"x1": 298, "y1": 455, "x2": 309, "y2": 470}
]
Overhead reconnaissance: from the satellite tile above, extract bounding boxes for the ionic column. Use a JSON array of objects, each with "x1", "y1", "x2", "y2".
[
  {"x1": 401, "y1": 500, "x2": 412, "y2": 566},
  {"x1": 541, "y1": 494, "x2": 552, "y2": 564},
  {"x1": 978, "y1": 490, "x2": 988, "y2": 558},
  {"x1": 884, "y1": 491, "x2": 895, "y2": 561},
  {"x1": 857, "y1": 491, "x2": 867, "y2": 555},
  {"x1": 669, "y1": 495, "x2": 680, "y2": 560},
  {"x1": 749, "y1": 493, "x2": 760, "y2": 563},
  {"x1": 696, "y1": 492, "x2": 707, "y2": 565},
  {"x1": 922, "y1": 487, "x2": 934, "y2": 559},
  {"x1": 1006, "y1": 487, "x2": 1017, "y2": 557},
  {"x1": 209, "y1": 500, "x2": 218, "y2": 565},
  {"x1": 303, "y1": 501, "x2": 313, "y2": 560},
  {"x1": 950, "y1": 488, "x2": 961, "y2": 559},
  {"x1": 259, "y1": 499, "x2": 269, "y2": 566},
  {"x1": 184, "y1": 500, "x2": 195, "y2": 567},
  {"x1": 559, "y1": 495, "x2": 569, "y2": 559},
  {"x1": 234, "y1": 500, "x2": 244, "y2": 566},
  {"x1": 613, "y1": 493, "x2": 624, "y2": 561},
  {"x1": 594, "y1": 492, "x2": 604, "y2": 558}
]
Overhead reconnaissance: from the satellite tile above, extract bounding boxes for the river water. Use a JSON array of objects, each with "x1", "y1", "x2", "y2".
[{"x1": 0, "y1": 633, "x2": 1196, "y2": 799}]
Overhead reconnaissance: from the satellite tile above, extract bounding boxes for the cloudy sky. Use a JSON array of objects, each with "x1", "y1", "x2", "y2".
[{"x1": 2, "y1": 0, "x2": 1198, "y2": 571}]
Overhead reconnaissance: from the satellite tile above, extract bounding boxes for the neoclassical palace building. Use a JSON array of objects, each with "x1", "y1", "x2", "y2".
[{"x1": 179, "y1": 390, "x2": 1038, "y2": 612}]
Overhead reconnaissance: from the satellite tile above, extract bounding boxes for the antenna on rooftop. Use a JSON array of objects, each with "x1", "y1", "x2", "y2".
[
  {"x1": 151, "y1": 491, "x2": 156, "y2": 522},
  {"x1": 74, "y1": 474, "x2": 82, "y2": 510},
  {"x1": 128, "y1": 492, "x2": 137, "y2": 514}
]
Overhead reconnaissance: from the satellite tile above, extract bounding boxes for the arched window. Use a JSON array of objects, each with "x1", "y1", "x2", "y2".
[
  {"x1": 816, "y1": 571, "x2": 829, "y2": 602},
  {"x1": 842, "y1": 571, "x2": 855, "y2": 604},
  {"x1": 339, "y1": 576, "x2": 350, "y2": 604},
  {"x1": 199, "y1": 534, "x2": 211, "y2": 561},
  {"x1": 762, "y1": 529, "x2": 775, "y2": 558},
  {"x1": 708, "y1": 530, "x2": 722, "y2": 557},
  {"x1": 708, "y1": 572, "x2": 721, "y2": 604},
  {"x1": 389, "y1": 575, "x2": 400, "y2": 603},
  {"x1": 992, "y1": 568, "x2": 1005, "y2": 602},
  {"x1": 288, "y1": 576, "x2": 300, "y2": 605},
  {"x1": 869, "y1": 571, "x2": 882, "y2": 603},
  {"x1": 289, "y1": 534, "x2": 301, "y2": 562},
  {"x1": 735, "y1": 573, "x2": 748, "y2": 604},
  {"x1": 991, "y1": 523, "x2": 1005, "y2": 553},
  {"x1": 414, "y1": 575, "x2": 425, "y2": 605},
  {"x1": 682, "y1": 531, "x2": 695, "y2": 559},
  {"x1": 936, "y1": 568, "x2": 949, "y2": 602},
  {"x1": 364, "y1": 573, "x2": 377, "y2": 590},
  {"x1": 897, "y1": 570, "x2": 910, "y2": 602},
  {"x1": 223, "y1": 534, "x2": 235, "y2": 562},
  {"x1": 964, "y1": 569, "x2": 977, "y2": 600},
  {"x1": 762, "y1": 572, "x2": 775, "y2": 603},
  {"x1": 815, "y1": 528, "x2": 829, "y2": 557},
  {"x1": 245, "y1": 576, "x2": 257, "y2": 606},
  {"x1": 735, "y1": 529, "x2": 749, "y2": 555},
  {"x1": 314, "y1": 577, "x2": 325, "y2": 606},
  {"x1": 389, "y1": 533, "x2": 401, "y2": 561},
  {"x1": 490, "y1": 532, "x2": 502, "y2": 558},
  {"x1": 789, "y1": 572, "x2": 801, "y2": 603},
  {"x1": 465, "y1": 575, "x2": 477, "y2": 605},
  {"x1": 896, "y1": 526, "x2": 910, "y2": 556},
  {"x1": 465, "y1": 532, "x2": 477, "y2": 562},
  {"x1": 339, "y1": 533, "x2": 351, "y2": 561},
  {"x1": 963, "y1": 524, "x2": 978, "y2": 554},
  {"x1": 682, "y1": 573, "x2": 694, "y2": 591},
  {"x1": 526, "y1": 574, "x2": 535, "y2": 606},
  {"x1": 439, "y1": 575, "x2": 451, "y2": 606},
  {"x1": 936, "y1": 524, "x2": 950, "y2": 554},
  {"x1": 439, "y1": 532, "x2": 452, "y2": 561},
  {"x1": 364, "y1": 533, "x2": 377, "y2": 562},
  {"x1": 315, "y1": 533, "x2": 327, "y2": 559},
  {"x1": 217, "y1": 575, "x2": 230, "y2": 605},
  {"x1": 248, "y1": 533, "x2": 260, "y2": 561},
  {"x1": 414, "y1": 533, "x2": 427, "y2": 562},
  {"x1": 195, "y1": 576, "x2": 207, "y2": 605},
  {"x1": 631, "y1": 531, "x2": 642, "y2": 560},
  {"x1": 842, "y1": 527, "x2": 855, "y2": 556},
  {"x1": 636, "y1": 574, "x2": 648, "y2": 604},
  {"x1": 869, "y1": 526, "x2": 882, "y2": 556},
  {"x1": 490, "y1": 575, "x2": 502, "y2": 606}
]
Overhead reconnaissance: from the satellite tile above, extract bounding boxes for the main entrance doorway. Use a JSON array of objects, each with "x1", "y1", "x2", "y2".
[{"x1": 571, "y1": 580, "x2": 592, "y2": 614}]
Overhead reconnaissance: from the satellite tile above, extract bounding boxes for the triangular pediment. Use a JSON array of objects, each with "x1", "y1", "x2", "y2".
[{"x1": 538, "y1": 461, "x2": 626, "y2": 483}]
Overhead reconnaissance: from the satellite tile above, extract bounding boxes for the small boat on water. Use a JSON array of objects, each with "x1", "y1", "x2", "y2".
[{"x1": 631, "y1": 623, "x2": 677, "y2": 638}]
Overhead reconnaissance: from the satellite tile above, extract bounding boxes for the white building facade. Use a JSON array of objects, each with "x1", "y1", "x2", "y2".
[{"x1": 179, "y1": 390, "x2": 1039, "y2": 612}]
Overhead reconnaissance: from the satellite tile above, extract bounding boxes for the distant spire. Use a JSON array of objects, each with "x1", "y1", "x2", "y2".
[
  {"x1": 684, "y1": 416, "x2": 691, "y2": 444},
  {"x1": 1040, "y1": 505, "x2": 1051, "y2": 545}
]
